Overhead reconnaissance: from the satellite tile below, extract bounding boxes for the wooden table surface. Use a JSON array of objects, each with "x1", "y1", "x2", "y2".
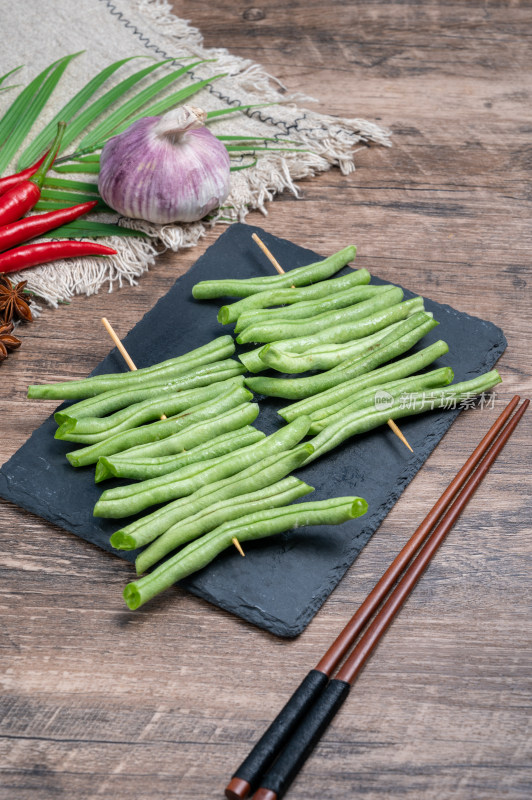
[{"x1": 1, "y1": 2, "x2": 531, "y2": 799}]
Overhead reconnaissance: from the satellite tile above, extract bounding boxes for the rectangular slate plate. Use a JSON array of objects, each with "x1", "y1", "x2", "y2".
[{"x1": 0, "y1": 223, "x2": 506, "y2": 637}]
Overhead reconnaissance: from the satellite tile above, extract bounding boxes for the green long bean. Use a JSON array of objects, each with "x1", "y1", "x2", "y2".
[
  {"x1": 110, "y1": 442, "x2": 314, "y2": 550},
  {"x1": 124, "y1": 496, "x2": 368, "y2": 610},
  {"x1": 135, "y1": 477, "x2": 314, "y2": 574},
  {"x1": 307, "y1": 367, "x2": 454, "y2": 433},
  {"x1": 57, "y1": 376, "x2": 247, "y2": 442},
  {"x1": 236, "y1": 288, "x2": 406, "y2": 344},
  {"x1": 239, "y1": 320, "x2": 407, "y2": 374},
  {"x1": 258, "y1": 315, "x2": 431, "y2": 374},
  {"x1": 218, "y1": 269, "x2": 371, "y2": 325},
  {"x1": 302, "y1": 371, "x2": 502, "y2": 465},
  {"x1": 94, "y1": 403, "x2": 260, "y2": 481},
  {"x1": 234, "y1": 284, "x2": 391, "y2": 333},
  {"x1": 66, "y1": 385, "x2": 254, "y2": 467},
  {"x1": 192, "y1": 245, "x2": 357, "y2": 299},
  {"x1": 60, "y1": 378, "x2": 249, "y2": 446},
  {"x1": 246, "y1": 314, "x2": 439, "y2": 400},
  {"x1": 238, "y1": 298, "x2": 424, "y2": 371},
  {"x1": 28, "y1": 335, "x2": 236, "y2": 400},
  {"x1": 53, "y1": 361, "x2": 245, "y2": 424},
  {"x1": 94, "y1": 416, "x2": 312, "y2": 518},
  {"x1": 280, "y1": 340, "x2": 450, "y2": 422},
  {"x1": 96, "y1": 426, "x2": 265, "y2": 482}
]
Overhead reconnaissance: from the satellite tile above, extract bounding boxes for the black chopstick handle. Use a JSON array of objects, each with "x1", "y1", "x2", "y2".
[
  {"x1": 229, "y1": 669, "x2": 328, "y2": 793},
  {"x1": 255, "y1": 679, "x2": 351, "y2": 800}
]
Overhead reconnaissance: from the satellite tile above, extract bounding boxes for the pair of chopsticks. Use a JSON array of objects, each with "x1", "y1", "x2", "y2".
[{"x1": 225, "y1": 394, "x2": 529, "y2": 800}]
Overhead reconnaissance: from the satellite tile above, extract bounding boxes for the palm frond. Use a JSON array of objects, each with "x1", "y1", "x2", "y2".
[
  {"x1": 217, "y1": 135, "x2": 299, "y2": 144},
  {"x1": 71, "y1": 155, "x2": 100, "y2": 163},
  {"x1": 79, "y1": 60, "x2": 214, "y2": 149},
  {"x1": 50, "y1": 162, "x2": 101, "y2": 174},
  {"x1": 225, "y1": 145, "x2": 309, "y2": 153},
  {"x1": 0, "y1": 53, "x2": 82, "y2": 173},
  {"x1": 121, "y1": 73, "x2": 228, "y2": 125},
  {"x1": 17, "y1": 56, "x2": 149, "y2": 170},
  {"x1": 206, "y1": 103, "x2": 277, "y2": 120},
  {"x1": 0, "y1": 64, "x2": 24, "y2": 88},
  {"x1": 230, "y1": 158, "x2": 258, "y2": 171},
  {"x1": 42, "y1": 220, "x2": 148, "y2": 239},
  {"x1": 53, "y1": 58, "x2": 176, "y2": 154},
  {"x1": 40, "y1": 188, "x2": 104, "y2": 205},
  {"x1": 43, "y1": 177, "x2": 99, "y2": 193}
]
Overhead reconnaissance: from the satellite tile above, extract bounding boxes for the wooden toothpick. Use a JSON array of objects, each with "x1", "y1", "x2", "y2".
[
  {"x1": 252, "y1": 232, "x2": 286, "y2": 276},
  {"x1": 101, "y1": 316, "x2": 168, "y2": 419},
  {"x1": 102, "y1": 317, "x2": 137, "y2": 371},
  {"x1": 249, "y1": 235, "x2": 414, "y2": 453},
  {"x1": 387, "y1": 419, "x2": 413, "y2": 453},
  {"x1": 101, "y1": 317, "x2": 245, "y2": 555}
]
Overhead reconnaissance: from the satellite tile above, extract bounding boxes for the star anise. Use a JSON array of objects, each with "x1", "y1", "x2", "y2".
[
  {"x1": 0, "y1": 277, "x2": 33, "y2": 323},
  {"x1": 0, "y1": 321, "x2": 22, "y2": 361}
]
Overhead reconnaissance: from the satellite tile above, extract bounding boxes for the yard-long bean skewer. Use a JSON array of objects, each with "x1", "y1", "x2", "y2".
[
  {"x1": 226, "y1": 394, "x2": 528, "y2": 800},
  {"x1": 100, "y1": 318, "x2": 246, "y2": 556},
  {"x1": 249, "y1": 234, "x2": 413, "y2": 452}
]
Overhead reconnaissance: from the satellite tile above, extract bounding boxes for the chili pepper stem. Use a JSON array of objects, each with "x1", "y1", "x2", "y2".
[
  {"x1": 249, "y1": 233, "x2": 413, "y2": 453},
  {"x1": 31, "y1": 121, "x2": 67, "y2": 188}
]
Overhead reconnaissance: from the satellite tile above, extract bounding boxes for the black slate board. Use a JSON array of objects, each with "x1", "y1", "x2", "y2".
[{"x1": 0, "y1": 223, "x2": 506, "y2": 637}]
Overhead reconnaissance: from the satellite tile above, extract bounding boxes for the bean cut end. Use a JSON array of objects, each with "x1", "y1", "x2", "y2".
[
  {"x1": 94, "y1": 458, "x2": 114, "y2": 483},
  {"x1": 351, "y1": 498, "x2": 369, "y2": 518},
  {"x1": 110, "y1": 530, "x2": 137, "y2": 550},
  {"x1": 123, "y1": 584, "x2": 141, "y2": 610}
]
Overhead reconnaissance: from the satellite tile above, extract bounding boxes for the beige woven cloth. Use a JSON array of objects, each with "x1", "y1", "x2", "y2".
[{"x1": 1, "y1": 0, "x2": 390, "y2": 306}]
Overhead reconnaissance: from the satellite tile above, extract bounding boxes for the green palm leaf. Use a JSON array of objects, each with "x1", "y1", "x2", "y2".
[
  {"x1": 206, "y1": 103, "x2": 277, "y2": 119},
  {"x1": 17, "y1": 56, "x2": 149, "y2": 170},
  {"x1": 0, "y1": 64, "x2": 24, "y2": 88},
  {"x1": 40, "y1": 188, "x2": 103, "y2": 204},
  {"x1": 217, "y1": 135, "x2": 299, "y2": 144},
  {"x1": 225, "y1": 145, "x2": 308, "y2": 153},
  {"x1": 71, "y1": 154, "x2": 100, "y2": 163},
  {"x1": 106, "y1": 73, "x2": 228, "y2": 139},
  {"x1": 35, "y1": 198, "x2": 109, "y2": 212},
  {"x1": 52, "y1": 161, "x2": 101, "y2": 174},
  {"x1": 79, "y1": 60, "x2": 213, "y2": 149},
  {"x1": 42, "y1": 220, "x2": 148, "y2": 239},
  {"x1": 43, "y1": 177, "x2": 99, "y2": 193},
  {"x1": 0, "y1": 52, "x2": 82, "y2": 173},
  {"x1": 230, "y1": 158, "x2": 258, "y2": 171},
  {"x1": 54, "y1": 58, "x2": 177, "y2": 154}
]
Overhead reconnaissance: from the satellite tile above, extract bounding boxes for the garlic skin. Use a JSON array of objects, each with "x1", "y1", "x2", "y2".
[{"x1": 98, "y1": 106, "x2": 231, "y2": 224}]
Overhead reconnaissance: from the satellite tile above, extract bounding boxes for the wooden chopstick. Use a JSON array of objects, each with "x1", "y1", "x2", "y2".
[{"x1": 225, "y1": 395, "x2": 528, "y2": 800}]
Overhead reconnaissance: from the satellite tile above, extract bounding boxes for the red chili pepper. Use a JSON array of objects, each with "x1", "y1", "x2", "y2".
[
  {"x1": 0, "y1": 152, "x2": 48, "y2": 197},
  {"x1": 0, "y1": 122, "x2": 66, "y2": 227},
  {"x1": 0, "y1": 240, "x2": 117, "y2": 274},
  {"x1": 0, "y1": 200, "x2": 98, "y2": 253}
]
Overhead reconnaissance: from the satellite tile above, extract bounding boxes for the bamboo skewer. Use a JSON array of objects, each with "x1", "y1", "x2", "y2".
[
  {"x1": 101, "y1": 317, "x2": 137, "y2": 372},
  {"x1": 250, "y1": 235, "x2": 413, "y2": 452},
  {"x1": 252, "y1": 233, "x2": 290, "y2": 281},
  {"x1": 101, "y1": 317, "x2": 167, "y2": 420},
  {"x1": 100, "y1": 317, "x2": 245, "y2": 555}
]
